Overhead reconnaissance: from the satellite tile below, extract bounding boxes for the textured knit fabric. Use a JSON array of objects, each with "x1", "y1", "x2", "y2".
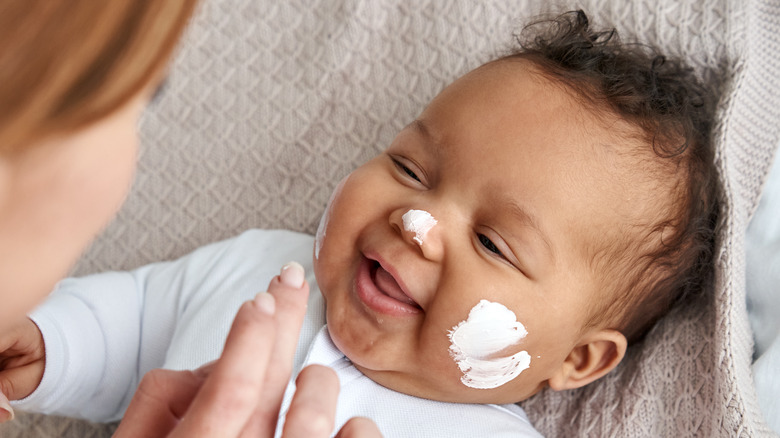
[
  {"x1": 12, "y1": 230, "x2": 542, "y2": 437},
  {"x1": 2, "y1": 0, "x2": 778, "y2": 436}
]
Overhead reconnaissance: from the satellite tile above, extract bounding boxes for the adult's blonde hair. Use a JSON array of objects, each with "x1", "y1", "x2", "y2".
[{"x1": 0, "y1": 0, "x2": 199, "y2": 151}]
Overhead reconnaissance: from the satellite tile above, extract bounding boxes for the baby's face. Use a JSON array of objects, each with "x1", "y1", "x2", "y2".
[{"x1": 314, "y1": 60, "x2": 635, "y2": 404}]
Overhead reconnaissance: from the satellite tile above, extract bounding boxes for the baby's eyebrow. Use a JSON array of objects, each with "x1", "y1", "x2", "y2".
[
  {"x1": 505, "y1": 200, "x2": 554, "y2": 260},
  {"x1": 406, "y1": 119, "x2": 446, "y2": 161},
  {"x1": 410, "y1": 119, "x2": 431, "y2": 139}
]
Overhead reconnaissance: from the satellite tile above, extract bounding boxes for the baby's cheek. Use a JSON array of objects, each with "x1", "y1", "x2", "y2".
[
  {"x1": 447, "y1": 300, "x2": 531, "y2": 390},
  {"x1": 315, "y1": 175, "x2": 350, "y2": 259}
]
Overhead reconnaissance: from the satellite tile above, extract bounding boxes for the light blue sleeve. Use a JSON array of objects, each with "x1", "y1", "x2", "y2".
[{"x1": 13, "y1": 271, "x2": 144, "y2": 421}]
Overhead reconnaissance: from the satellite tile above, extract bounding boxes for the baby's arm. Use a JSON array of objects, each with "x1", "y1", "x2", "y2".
[
  {"x1": 10, "y1": 270, "x2": 153, "y2": 421},
  {"x1": 9, "y1": 230, "x2": 307, "y2": 422},
  {"x1": 0, "y1": 317, "x2": 45, "y2": 421}
]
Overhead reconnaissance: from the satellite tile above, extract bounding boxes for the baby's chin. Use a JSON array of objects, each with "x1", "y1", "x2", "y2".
[{"x1": 354, "y1": 359, "x2": 543, "y2": 405}]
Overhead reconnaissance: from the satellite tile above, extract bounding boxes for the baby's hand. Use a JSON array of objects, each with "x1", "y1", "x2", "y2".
[{"x1": 0, "y1": 317, "x2": 45, "y2": 422}]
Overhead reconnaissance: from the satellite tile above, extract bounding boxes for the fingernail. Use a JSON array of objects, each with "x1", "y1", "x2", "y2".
[
  {"x1": 254, "y1": 292, "x2": 276, "y2": 314},
  {"x1": 280, "y1": 261, "x2": 305, "y2": 288},
  {"x1": 0, "y1": 391, "x2": 14, "y2": 422}
]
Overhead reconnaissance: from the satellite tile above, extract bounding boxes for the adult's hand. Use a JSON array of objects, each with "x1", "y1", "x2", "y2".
[
  {"x1": 113, "y1": 262, "x2": 381, "y2": 437},
  {"x1": 0, "y1": 317, "x2": 45, "y2": 421}
]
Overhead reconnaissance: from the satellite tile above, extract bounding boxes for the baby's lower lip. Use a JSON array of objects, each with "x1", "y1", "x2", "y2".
[{"x1": 354, "y1": 256, "x2": 422, "y2": 317}]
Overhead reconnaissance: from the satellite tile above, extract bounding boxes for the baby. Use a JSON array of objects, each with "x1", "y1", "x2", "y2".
[{"x1": 0, "y1": 10, "x2": 718, "y2": 437}]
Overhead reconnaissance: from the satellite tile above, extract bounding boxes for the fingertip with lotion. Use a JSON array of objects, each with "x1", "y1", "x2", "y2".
[{"x1": 280, "y1": 261, "x2": 305, "y2": 288}]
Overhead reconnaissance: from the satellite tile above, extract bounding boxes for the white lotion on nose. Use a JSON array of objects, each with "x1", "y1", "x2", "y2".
[
  {"x1": 402, "y1": 209, "x2": 437, "y2": 245},
  {"x1": 315, "y1": 176, "x2": 349, "y2": 259},
  {"x1": 448, "y1": 299, "x2": 531, "y2": 389}
]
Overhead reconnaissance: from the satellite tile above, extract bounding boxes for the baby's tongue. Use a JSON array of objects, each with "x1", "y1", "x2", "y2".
[{"x1": 373, "y1": 265, "x2": 416, "y2": 306}]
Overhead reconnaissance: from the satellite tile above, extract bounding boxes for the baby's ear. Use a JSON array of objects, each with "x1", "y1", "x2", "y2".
[{"x1": 547, "y1": 329, "x2": 627, "y2": 391}]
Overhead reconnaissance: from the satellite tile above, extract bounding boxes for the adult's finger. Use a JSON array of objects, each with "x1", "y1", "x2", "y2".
[
  {"x1": 113, "y1": 368, "x2": 205, "y2": 438},
  {"x1": 0, "y1": 390, "x2": 14, "y2": 423},
  {"x1": 241, "y1": 262, "x2": 310, "y2": 437},
  {"x1": 170, "y1": 293, "x2": 278, "y2": 437},
  {"x1": 0, "y1": 359, "x2": 44, "y2": 400},
  {"x1": 0, "y1": 318, "x2": 44, "y2": 356},
  {"x1": 281, "y1": 364, "x2": 340, "y2": 438},
  {"x1": 335, "y1": 417, "x2": 383, "y2": 438}
]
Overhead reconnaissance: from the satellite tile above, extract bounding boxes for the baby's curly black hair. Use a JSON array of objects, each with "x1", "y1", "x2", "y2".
[{"x1": 501, "y1": 10, "x2": 719, "y2": 343}]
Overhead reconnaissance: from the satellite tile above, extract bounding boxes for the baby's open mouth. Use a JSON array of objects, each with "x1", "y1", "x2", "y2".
[{"x1": 369, "y1": 260, "x2": 422, "y2": 310}]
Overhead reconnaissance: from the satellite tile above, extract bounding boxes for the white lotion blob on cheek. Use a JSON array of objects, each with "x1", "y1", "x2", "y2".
[
  {"x1": 402, "y1": 209, "x2": 437, "y2": 245},
  {"x1": 448, "y1": 300, "x2": 532, "y2": 389},
  {"x1": 315, "y1": 175, "x2": 349, "y2": 259}
]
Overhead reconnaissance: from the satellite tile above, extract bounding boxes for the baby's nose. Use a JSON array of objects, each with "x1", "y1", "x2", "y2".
[
  {"x1": 402, "y1": 209, "x2": 438, "y2": 246},
  {"x1": 390, "y1": 208, "x2": 444, "y2": 262}
]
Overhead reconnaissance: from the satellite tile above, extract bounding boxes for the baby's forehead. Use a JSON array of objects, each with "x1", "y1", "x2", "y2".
[{"x1": 407, "y1": 58, "x2": 681, "y2": 224}]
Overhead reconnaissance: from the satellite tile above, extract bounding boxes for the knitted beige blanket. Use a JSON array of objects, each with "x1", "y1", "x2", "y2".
[{"x1": 3, "y1": 0, "x2": 777, "y2": 436}]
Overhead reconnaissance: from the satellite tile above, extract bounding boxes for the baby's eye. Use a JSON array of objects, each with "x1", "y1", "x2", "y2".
[
  {"x1": 478, "y1": 234, "x2": 504, "y2": 257},
  {"x1": 393, "y1": 159, "x2": 422, "y2": 183}
]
